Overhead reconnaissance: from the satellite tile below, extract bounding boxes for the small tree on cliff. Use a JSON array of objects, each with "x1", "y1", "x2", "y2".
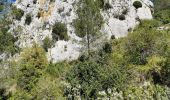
[{"x1": 74, "y1": 0, "x2": 103, "y2": 56}]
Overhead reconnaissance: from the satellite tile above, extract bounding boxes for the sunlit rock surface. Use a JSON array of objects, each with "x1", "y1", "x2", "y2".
[{"x1": 10, "y1": 0, "x2": 153, "y2": 62}]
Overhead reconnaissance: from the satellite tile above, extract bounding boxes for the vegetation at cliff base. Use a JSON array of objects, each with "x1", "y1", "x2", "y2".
[
  {"x1": 153, "y1": 0, "x2": 170, "y2": 24},
  {"x1": 0, "y1": 0, "x2": 170, "y2": 99}
]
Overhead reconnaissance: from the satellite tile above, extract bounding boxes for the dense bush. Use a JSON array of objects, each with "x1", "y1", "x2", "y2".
[
  {"x1": 133, "y1": 1, "x2": 142, "y2": 9},
  {"x1": 104, "y1": 3, "x2": 112, "y2": 10},
  {"x1": 42, "y1": 37, "x2": 53, "y2": 52},
  {"x1": 154, "y1": 9, "x2": 170, "y2": 24},
  {"x1": 0, "y1": 44, "x2": 65, "y2": 99},
  {"x1": 153, "y1": 0, "x2": 170, "y2": 24},
  {"x1": 18, "y1": 44, "x2": 48, "y2": 91},
  {"x1": 46, "y1": 62, "x2": 70, "y2": 78},
  {"x1": 25, "y1": 14, "x2": 32, "y2": 25},
  {"x1": 119, "y1": 14, "x2": 126, "y2": 20},
  {"x1": 96, "y1": 0, "x2": 104, "y2": 9},
  {"x1": 124, "y1": 20, "x2": 161, "y2": 65},
  {"x1": 67, "y1": 52, "x2": 127, "y2": 99},
  {"x1": 0, "y1": 1, "x2": 170, "y2": 99},
  {"x1": 153, "y1": 0, "x2": 170, "y2": 11},
  {"x1": 0, "y1": 18, "x2": 18, "y2": 55},
  {"x1": 11, "y1": 6, "x2": 24, "y2": 21},
  {"x1": 52, "y1": 22, "x2": 69, "y2": 41}
]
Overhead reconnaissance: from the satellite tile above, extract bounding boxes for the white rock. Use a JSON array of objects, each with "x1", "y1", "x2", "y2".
[{"x1": 10, "y1": 0, "x2": 153, "y2": 62}]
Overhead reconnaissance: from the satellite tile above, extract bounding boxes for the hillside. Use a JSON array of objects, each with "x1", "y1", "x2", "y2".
[
  {"x1": 0, "y1": 0, "x2": 170, "y2": 99},
  {"x1": 1, "y1": 0, "x2": 153, "y2": 62}
]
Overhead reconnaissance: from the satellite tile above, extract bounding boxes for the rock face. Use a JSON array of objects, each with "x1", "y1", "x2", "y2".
[{"x1": 10, "y1": 0, "x2": 153, "y2": 62}]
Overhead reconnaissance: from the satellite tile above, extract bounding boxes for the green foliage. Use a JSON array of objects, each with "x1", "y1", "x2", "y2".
[
  {"x1": 67, "y1": 54, "x2": 127, "y2": 99},
  {"x1": 21, "y1": 44, "x2": 48, "y2": 68},
  {"x1": 133, "y1": 1, "x2": 142, "y2": 9},
  {"x1": 96, "y1": 0, "x2": 112, "y2": 10},
  {"x1": 153, "y1": 0, "x2": 170, "y2": 11},
  {"x1": 124, "y1": 20, "x2": 161, "y2": 65},
  {"x1": 25, "y1": 14, "x2": 32, "y2": 25},
  {"x1": 1, "y1": 1, "x2": 170, "y2": 99},
  {"x1": 73, "y1": 0, "x2": 103, "y2": 38},
  {"x1": 161, "y1": 56, "x2": 170, "y2": 87},
  {"x1": 42, "y1": 36, "x2": 53, "y2": 52},
  {"x1": 103, "y1": 42, "x2": 112, "y2": 53},
  {"x1": 96, "y1": 0, "x2": 104, "y2": 9},
  {"x1": 34, "y1": 76, "x2": 65, "y2": 100},
  {"x1": 154, "y1": 9, "x2": 170, "y2": 24},
  {"x1": 18, "y1": 44, "x2": 48, "y2": 91},
  {"x1": 153, "y1": 0, "x2": 170, "y2": 24},
  {"x1": 11, "y1": 6, "x2": 24, "y2": 21},
  {"x1": 0, "y1": 31, "x2": 17, "y2": 54},
  {"x1": 17, "y1": 63, "x2": 42, "y2": 92},
  {"x1": 46, "y1": 62, "x2": 70, "y2": 78},
  {"x1": 0, "y1": 18, "x2": 18, "y2": 55},
  {"x1": 52, "y1": 22, "x2": 69, "y2": 41},
  {"x1": 0, "y1": 5, "x2": 4, "y2": 12},
  {"x1": 124, "y1": 84, "x2": 170, "y2": 100}
]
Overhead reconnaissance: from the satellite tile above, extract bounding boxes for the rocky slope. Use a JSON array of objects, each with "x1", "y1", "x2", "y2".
[{"x1": 10, "y1": 0, "x2": 153, "y2": 62}]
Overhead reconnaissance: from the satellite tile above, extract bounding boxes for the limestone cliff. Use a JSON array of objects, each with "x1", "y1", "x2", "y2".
[{"x1": 10, "y1": 0, "x2": 153, "y2": 62}]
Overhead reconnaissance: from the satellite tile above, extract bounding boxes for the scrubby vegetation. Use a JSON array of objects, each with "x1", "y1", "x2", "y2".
[
  {"x1": 0, "y1": 4, "x2": 4, "y2": 12},
  {"x1": 73, "y1": 0, "x2": 103, "y2": 38},
  {"x1": 42, "y1": 37, "x2": 53, "y2": 52},
  {"x1": 52, "y1": 22, "x2": 69, "y2": 41},
  {"x1": 153, "y1": 0, "x2": 170, "y2": 24},
  {"x1": 0, "y1": 0, "x2": 170, "y2": 99},
  {"x1": 25, "y1": 14, "x2": 32, "y2": 25},
  {"x1": 11, "y1": 6, "x2": 24, "y2": 21},
  {"x1": 119, "y1": 14, "x2": 126, "y2": 20},
  {"x1": 0, "y1": 17, "x2": 18, "y2": 55},
  {"x1": 1, "y1": 19, "x2": 170, "y2": 99},
  {"x1": 133, "y1": 1, "x2": 142, "y2": 9}
]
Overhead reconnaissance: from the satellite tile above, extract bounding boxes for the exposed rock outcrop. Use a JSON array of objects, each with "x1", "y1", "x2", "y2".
[{"x1": 10, "y1": 0, "x2": 153, "y2": 62}]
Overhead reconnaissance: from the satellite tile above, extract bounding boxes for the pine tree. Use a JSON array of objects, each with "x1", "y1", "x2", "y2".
[{"x1": 74, "y1": 0, "x2": 103, "y2": 56}]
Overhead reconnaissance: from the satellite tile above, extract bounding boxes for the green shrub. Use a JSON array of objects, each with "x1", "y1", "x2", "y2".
[
  {"x1": 52, "y1": 22, "x2": 69, "y2": 41},
  {"x1": 154, "y1": 9, "x2": 170, "y2": 24},
  {"x1": 46, "y1": 62, "x2": 70, "y2": 78},
  {"x1": 0, "y1": 5, "x2": 4, "y2": 12},
  {"x1": 33, "y1": 76, "x2": 65, "y2": 100},
  {"x1": 42, "y1": 37, "x2": 53, "y2": 52},
  {"x1": 25, "y1": 14, "x2": 32, "y2": 25},
  {"x1": 104, "y1": 3, "x2": 112, "y2": 10},
  {"x1": 119, "y1": 14, "x2": 126, "y2": 20},
  {"x1": 66, "y1": 59, "x2": 126, "y2": 98},
  {"x1": 11, "y1": 6, "x2": 24, "y2": 21},
  {"x1": 111, "y1": 35, "x2": 115, "y2": 40},
  {"x1": 17, "y1": 64, "x2": 42, "y2": 92},
  {"x1": 73, "y1": 0, "x2": 103, "y2": 38},
  {"x1": 18, "y1": 44, "x2": 48, "y2": 91},
  {"x1": 133, "y1": 1, "x2": 142, "y2": 9},
  {"x1": 73, "y1": 19, "x2": 86, "y2": 38},
  {"x1": 96, "y1": 0, "x2": 104, "y2": 9},
  {"x1": 124, "y1": 20, "x2": 161, "y2": 65},
  {"x1": 161, "y1": 57, "x2": 170, "y2": 87},
  {"x1": 103, "y1": 42, "x2": 112, "y2": 53},
  {"x1": 153, "y1": 0, "x2": 170, "y2": 12},
  {"x1": 0, "y1": 19, "x2": 18, "y2": 55}
]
